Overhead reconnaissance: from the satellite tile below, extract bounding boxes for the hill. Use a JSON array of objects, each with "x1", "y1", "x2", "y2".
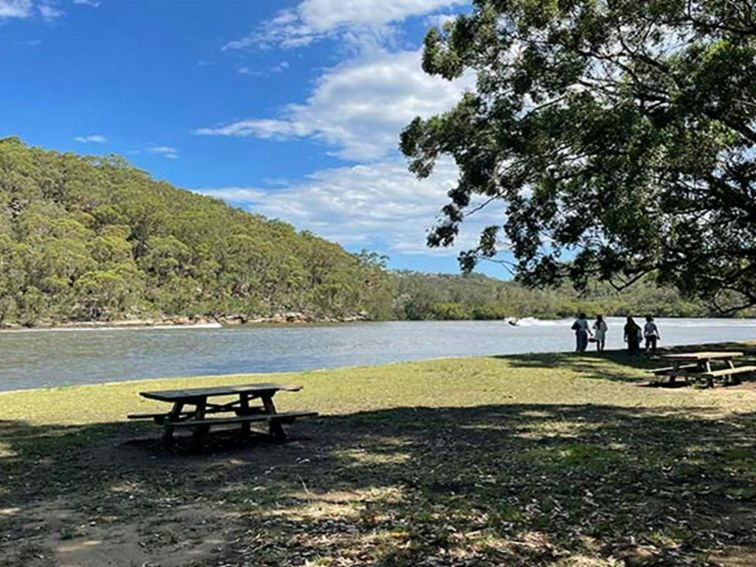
[{"x1": 0, "y1": 138, "x2": 392, "y2": 326}]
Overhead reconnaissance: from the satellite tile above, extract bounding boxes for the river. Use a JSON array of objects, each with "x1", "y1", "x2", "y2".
[{"x1": 0, "y1": 318, "x2": 754, "y2": 392}]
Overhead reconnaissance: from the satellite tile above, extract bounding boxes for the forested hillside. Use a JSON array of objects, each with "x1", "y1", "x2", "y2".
[
  {"x1": 392, "y1": 272, "x2": 751, "y2": 320},
  {"x1": 0, "y1": 138, "x2": 392, "y2": 325}
]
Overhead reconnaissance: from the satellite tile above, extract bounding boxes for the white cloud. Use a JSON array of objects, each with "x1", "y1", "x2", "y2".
[
  {"x1": 197, "y1": 158, "x2": 503, "y2": 255},
  {"x1": 74, "y1": 134, "x2": 107, "y2": 143},
  {"x1": 0, "y1": 0, "x2": 72, "y2": 20},
  {"x1": 0, "y1": 0, "x2": 33, "y2": 18},
  {"x1": 196, "y1": 49, "x2": 472, "y2": 161},
  {"x1": 200, "y1": 0, "x2": 482, "y2": 260},
  {"x1": 196, "y1": 118, "x2": 304, "y2": 139},
  {"x1": 237, "y1": 61, "x2": 289, "y2": 76},
  {"x1": 73, "y1": 0, "x2": 100, "y2": 6},
  {"x1": 146, "y1": 146, "x2": 179, "y2": 159},
  {"x1": 18, "y1": 39, "x2": 42, "y2": 46},
  {"x1": 38, "y1": 2, "x2": 63, "y2": 20},
  {"x1": 223, "y1": 0, "x2": 467, "y2": 50}
]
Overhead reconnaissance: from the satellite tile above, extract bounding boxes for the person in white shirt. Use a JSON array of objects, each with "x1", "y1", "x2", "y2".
[
  {"x1": 593, "y1": 315, "x2": 608, "y2": 352},
  {"x1": 644, "y1": 316, "x2": 661, "y2": 354}
]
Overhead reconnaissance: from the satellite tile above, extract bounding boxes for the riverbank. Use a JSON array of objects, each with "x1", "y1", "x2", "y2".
[
  {"x1": 3, "y1": 311, "x2": 756, "y2": 332},
  {"x1": 1, "y1": 346, "x2": 755, "y2": 566},
  {"x1": 0, "y1": 311, "x2": 372, "y2": 331}
]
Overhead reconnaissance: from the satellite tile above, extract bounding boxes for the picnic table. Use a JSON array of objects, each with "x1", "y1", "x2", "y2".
[
  {"x1": 651, "y1": 351, "x2": 756, "y2": 387},
  {"x1": 128, "y1": 382, "x2": 317, "y2": 448}
]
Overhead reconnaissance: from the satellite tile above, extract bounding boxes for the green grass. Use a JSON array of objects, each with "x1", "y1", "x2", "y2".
[{"x1": 1, "y1": 347, "x2": 755, "y2": 566}]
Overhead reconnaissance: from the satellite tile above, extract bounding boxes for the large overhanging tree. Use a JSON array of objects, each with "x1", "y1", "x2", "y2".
[{"x1": 401, "y1": 0, "x2": 756, "y2": 311}]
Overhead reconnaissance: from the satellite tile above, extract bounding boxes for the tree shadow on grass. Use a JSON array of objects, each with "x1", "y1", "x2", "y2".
[
  {"x1": 493, "y1": 350, "x2": 668, "y2": 384},
  {"x1": 1, "y1": 404, "x2": 755, "y2": 566},
  {"x1": 496, "y1": 346, "x2": 756, "y2": 387}
]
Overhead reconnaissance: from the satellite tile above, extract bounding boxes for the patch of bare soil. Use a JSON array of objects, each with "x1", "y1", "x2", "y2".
[
  {"x1": 0, "y1": 427, "x2": 320, "y2": 567},
  {"x1": 3, "y1": 407, "x2": 755, "y2": 566},
  {"x1": 10, "y1": 498, "x2": 232, "y2": 567}
]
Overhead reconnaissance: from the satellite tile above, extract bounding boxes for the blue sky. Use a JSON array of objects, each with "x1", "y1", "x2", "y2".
[{"x1": 1, "y1": 0, "x2": 511, "y2": 276}]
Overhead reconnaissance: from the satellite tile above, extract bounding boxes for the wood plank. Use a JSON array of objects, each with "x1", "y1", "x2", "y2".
[
  {"x1": 163, "y1": 401, "x2": 185, "y2": 446},
  {"x1": 649, "y1": 364, "x2": 699, "y2": 375},
  {"x1": 171, "y1": 410, "x2": 318, "y2": 428},
  {"x1": 192, "y1": 396, "x2": 209, "y2": 449},
  {"x1": 128, "y1": 412, "x2": 171, "y2": 419},
  {"x1": 701, "y1": 366, "x2": 756, "y2": 378},
  {"x1": 261, "y1": 394, "x2": 285, "y2": 440},
  {"x1": 140, "y1": 382, "x2": 302, "y2": 402},
  {"x1": 240, "y1": 393, "x2": 251, "y2": 435},
  {"x1": 128, "y1": 406, "x2": 258, "y2": 420},
  {"x1": 662, "y1": 352, "x2": 743, "y2": 361}
]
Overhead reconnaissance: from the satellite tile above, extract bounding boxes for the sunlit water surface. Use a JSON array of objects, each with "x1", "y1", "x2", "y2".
[{"x1": 1, "y1": 318, "x2": 754, "y2": 391}]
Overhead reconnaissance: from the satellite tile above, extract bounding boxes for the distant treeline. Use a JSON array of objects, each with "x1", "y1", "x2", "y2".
[
  {"x1": 390, "y1": 272, "x2": 754, "y2": 320},
  {"x1": 0, "y1": 138, "x2": 749, "y2": 327}
]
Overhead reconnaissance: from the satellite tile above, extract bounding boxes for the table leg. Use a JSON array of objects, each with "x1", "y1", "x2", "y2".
[
  {"x1": 239, "y1": 394, "x2": 251, "y2": 436},
  {"x1": 726, "y1": 359, "x2": 738, "y2": 384},
  {"x1": 703, "y1": 361, "x2": 714, "y2": 388},
  {"x1": 262, "y1": 394, "x2": 285, "y2": 442},
  {"x1": 163, "y1": 402, "x2": 184, "y2": 447},
  {"x1": 192, "y1": 397, "x2": 209, "y2": 450}
]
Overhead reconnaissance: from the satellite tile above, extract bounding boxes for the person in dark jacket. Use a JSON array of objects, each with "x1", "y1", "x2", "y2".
[{"x1": 624, "y1": 316, "x2": 642, "y2": 355}]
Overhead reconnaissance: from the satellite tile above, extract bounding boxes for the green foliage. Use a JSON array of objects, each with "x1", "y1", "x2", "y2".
[
  {"x1": 429, "y1": 302, "x2": 472, "y2": 320},
  {"x1": 0, "y1": 138, "x2": 393, "y2": 324},
  {"x1": 392, "y1": 271, "x2": 749, "y2": 320},
  {"x1": 402, "y1": 0, "x2": 756, "y2": 311}
]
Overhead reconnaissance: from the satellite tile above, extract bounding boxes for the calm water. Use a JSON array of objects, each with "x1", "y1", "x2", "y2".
[{"x1": 1, "y1": 318, "x2": 754, "y2": 392}]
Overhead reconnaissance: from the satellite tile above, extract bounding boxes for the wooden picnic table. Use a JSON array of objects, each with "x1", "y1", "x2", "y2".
[
  {"x1": 652, "y1": 351, "x2": 755, "y2": 387},
  {"x1": 129, "y1": 382, "x2": 317, "y2": 448}
]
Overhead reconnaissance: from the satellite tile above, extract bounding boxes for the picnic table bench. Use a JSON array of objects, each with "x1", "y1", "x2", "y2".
[
  {"x1": 128, "y1": 382, "x2": 317, "y2": 448},
  {"x1": 650, "y1": 352, "x2": 756, "y2": 387}
]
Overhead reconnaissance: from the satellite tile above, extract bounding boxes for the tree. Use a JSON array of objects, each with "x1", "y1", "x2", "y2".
[
  {"x1": 74, "y1": 267, "x2": 142, "y2": 320},
  {"x1": 0, "y1": 137, "x2": 392, "y2": 324},
  {"x1": 401, "y1": 0, "x2": 756, "y2": 310}
]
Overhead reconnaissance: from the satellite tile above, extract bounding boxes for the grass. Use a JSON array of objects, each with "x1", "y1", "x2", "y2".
[{"x1": 1, "y1": 346, "x2": 755, "y2": 566}]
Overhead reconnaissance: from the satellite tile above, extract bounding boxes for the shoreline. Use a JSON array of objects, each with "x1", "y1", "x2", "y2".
[
  {"x1": 2, "y1": 340, "x2": 753, "y2": 396},
  {"x1": 0, "y1": 312, "x2": 371, "y2": 332},
  {"x1": 0, "y1": 321, "x2": 224, "y2": 333},
  {"x1": 3, "y1": 314, "x2": 756, "y2": 333}
]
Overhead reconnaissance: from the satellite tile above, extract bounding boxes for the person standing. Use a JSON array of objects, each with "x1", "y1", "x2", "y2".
[
  {"x1": 593, "y1": 315, "x2": 608, "y2": 352},
  {"x1": 644, "y1": 316, "x2": 661, "y2": 354},
  {"x1": 624, "y1": 316, "x2": 642, "y2": 355},
  {"x1": 571, "y1": 313, "x2": 592, "y2": 352}
]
